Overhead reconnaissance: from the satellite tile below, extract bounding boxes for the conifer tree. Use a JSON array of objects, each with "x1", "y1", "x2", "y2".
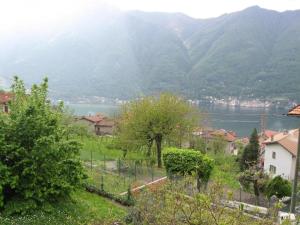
[{"x1": 240, "y1": 128, "x2": 259, "y2": 171}]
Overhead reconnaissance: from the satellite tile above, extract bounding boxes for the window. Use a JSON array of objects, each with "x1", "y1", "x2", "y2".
[
  {"x1": 269, "y1": 165, "x2": 276, "y2": 174},
  {"x1": 272, "y1": 152, "x2": 276, "y2": 159}
]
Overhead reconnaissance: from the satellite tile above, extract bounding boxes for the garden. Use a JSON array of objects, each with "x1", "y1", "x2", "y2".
[{"x1": 78, "y1": 137, "x2": 167, "y2": 195}]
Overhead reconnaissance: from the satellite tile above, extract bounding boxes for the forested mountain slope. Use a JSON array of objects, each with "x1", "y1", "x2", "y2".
[{"x1": 1, "y1": 6, "x2": 300, "y2": 100}]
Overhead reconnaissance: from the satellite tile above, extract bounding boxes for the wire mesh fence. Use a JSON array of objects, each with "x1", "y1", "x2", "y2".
[{"x1": 84, "y1": 156, "x2": 166, "y2": 195}]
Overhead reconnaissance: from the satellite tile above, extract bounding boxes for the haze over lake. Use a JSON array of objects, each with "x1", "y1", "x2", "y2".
[{"x1": 67, "y1": 103, "x2": 299, "y2": 137}]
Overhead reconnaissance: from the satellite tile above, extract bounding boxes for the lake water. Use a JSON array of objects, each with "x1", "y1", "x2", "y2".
[{"x1": 66, "y1": 103, "x2": 299, "y2": 137}]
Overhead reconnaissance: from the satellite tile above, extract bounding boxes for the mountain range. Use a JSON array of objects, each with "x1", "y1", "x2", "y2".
[{"x1": 1, "y1": 5, "x2": 300, "y2": 101}]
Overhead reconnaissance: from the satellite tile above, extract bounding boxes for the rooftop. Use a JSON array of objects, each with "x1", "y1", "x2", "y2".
[
  {"x1": 288, "y1": 105, "x2": 300, "y2": 117},
  {"x1": 264, "y1": 129, "x2": 299, "y2": 156},
  {"x1": 0, "y1": 92, "x2": 12, "y2": 104},
  {"x1": 82, "y1": 114, "x2": 106, "y2": 123}
]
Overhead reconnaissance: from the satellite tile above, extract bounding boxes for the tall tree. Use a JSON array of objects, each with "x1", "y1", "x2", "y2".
[
  {"x1": 240, "y1": 128, "x2": 259, "y2": 171},
  {"x1": 117, "y1": 93, "x2": 199, "y2": 167},
  {"x1": 0, "y1": 77, "x2": 84, "y2": 212},
  {"x1": 238, "y1": 165, "x2": 268, "y2": 205}
]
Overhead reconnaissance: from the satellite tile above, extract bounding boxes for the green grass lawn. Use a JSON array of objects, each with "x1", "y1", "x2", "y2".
[
  {"x1": 79, "y1": 137, "x2": 239, "y2": 191},
  {"x1": 209, "y1": 153, "x2": 240, "y2": 190},
  {"x1": 0, "y1": 190, "x2": 126, "y2": 225},
  {"x1": 78, "y1": 136, "x2": 147, "y2": 161},
  {"x1": 79, "y1": 136, "x2": 166, "y2": 194},
  {"x1": 86, "y1": 169, "x2": 134, "y2": 194}
]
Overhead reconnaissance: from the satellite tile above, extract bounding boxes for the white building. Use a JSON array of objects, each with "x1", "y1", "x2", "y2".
[{"x1": 263, "y1": 129, "x2": 298, "y2": 181}]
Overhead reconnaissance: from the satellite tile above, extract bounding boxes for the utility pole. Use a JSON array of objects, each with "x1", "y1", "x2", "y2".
[
  {"x1": 260, "y1": 112, "x2": 266, "y2": 136},
  {"x1": 290, "y1": 128, "x2": 300, "y2": 213}
]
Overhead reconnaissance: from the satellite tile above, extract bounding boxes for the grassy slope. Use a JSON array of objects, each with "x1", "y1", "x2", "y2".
[
  {"x1": 0, "y1": 137, "x2": 130, "y2": 225},
  {"x1": 209, "y1": 153, "x2": 240, "y2": 190},
  {"x1": 0, "y1": 190, "x2": 126, "y2": 225},
  {"x1": 79, "y1": 137, "x2": 146, "y2": 161},
  {"x1": 79, "y1": 137, "x2": 240, "y2": 190},
  {"x1": 80, "y1": 136, "x2": 166, "y2": 194}
]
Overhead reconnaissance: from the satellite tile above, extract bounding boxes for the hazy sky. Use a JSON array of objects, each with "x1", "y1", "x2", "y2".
[
  {"x1": 108, "y1": 0, "x2": 300, "y2": 17},
  {"x1": 1, "y1": 0, "x2": 300, "y2": 33}
]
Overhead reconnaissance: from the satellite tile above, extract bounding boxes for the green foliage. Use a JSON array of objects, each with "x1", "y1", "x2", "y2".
[
  {"x1": 265, "y1": 176, "x2": 291, "y2": 199},
  {"x1": 0, "y1": 190, "x2": 126, "y2": 225},
  {"x1": 0, "y1": 77, "x2": 85, "y2": 213},
  {"x1": 189, "y1": 136, "x2": 206, "y2": 153},
  {"x1": 240, "y1": 128, "x2": 259, "y2": 171},
  {"x1": 238, "y1": 165, "x2": 269, "y2": 204},
  {"x1": 117, "y1": 93, "x2": 200, "y2": 167},
  {"x1": 208, "y1": 135, "x2": 227, "y2": 154},
  {"x1": 163, "y1": 147, "x2": 213, "y2": 184},
  {"x1": 78, "y1": 136, "x2": 146, "y2": 161},
  {"x1": 209, "y1": 153, "x2": 240, "y2": 189},
  {"x1": 127, "y1": 179, "x2": 274, "y2": 225}
]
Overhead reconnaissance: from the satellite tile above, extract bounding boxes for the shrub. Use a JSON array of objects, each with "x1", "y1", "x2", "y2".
[
  {"x1": 163, "y1": 148, "x2": 214, "y2": 186},
  {"x1": 265, "y1": 176, "x2": 291, "y2": 199},
  {"x1": 0, "y1": 78, "x2": 85, "y2": 214}
]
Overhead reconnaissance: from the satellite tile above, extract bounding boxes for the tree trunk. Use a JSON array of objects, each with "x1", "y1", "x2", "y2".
[
  {"x1": 155, "y1": 135, "x2": 163, "y2": 168},
  {"x1": 196, "y1": 172, "x2": 201, "y2": 192},
  {"x1": 254, "y1": 180, "x2": 260, "y2": 205},
  {"x1": 146, "y1": 139, "x2": 153, "y2": 157},
  {"x1": 179, "y1": 129, "x2": 182, "y2": 148}
]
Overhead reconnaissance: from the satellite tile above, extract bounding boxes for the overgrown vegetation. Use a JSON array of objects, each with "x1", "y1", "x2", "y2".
[
  {"x1": 0, "y1": 190, "x2": 126, "y2": 225},
  {"x1": 76, "y1": 134, "x2": 164, "y2": 194},
  {"x1": 209, "y1": 153, "x2": 240, "y2": 189},
  {"x1": 125, "y1": 179, "x2": 275, "y2": 225},
  {"x1": 0, "y1": 78, "x2": 85, "y2": 214}
]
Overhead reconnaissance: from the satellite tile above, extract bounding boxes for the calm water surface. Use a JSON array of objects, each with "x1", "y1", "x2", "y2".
[{"x1": 67, "y1": 103, "x2": 299, "y2": 137}]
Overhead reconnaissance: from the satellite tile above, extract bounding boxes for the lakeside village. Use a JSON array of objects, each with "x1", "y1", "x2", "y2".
[
  {"x1": 58, "y1": 94, "x2": 297, "y2": 109},
  {"x1": 2, "y1": 89, "x2": 300, "y2": 224}
]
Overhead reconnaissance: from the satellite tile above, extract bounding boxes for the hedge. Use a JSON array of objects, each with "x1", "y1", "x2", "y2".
[{"x1": 163, "y1": 147, "x2": 214, "y2": 184}]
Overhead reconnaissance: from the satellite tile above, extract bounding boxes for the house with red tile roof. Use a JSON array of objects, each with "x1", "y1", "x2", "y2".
[
  {"x1": 288, "y1": 104, "x2": 300, "y2": 116},
  {"x1": 192, "y1": 128, "x2": 238, "y2": 154},
  {"x1": 259, "y1": 129, "x2": 279, "y2": 168},
  {"x1": 78, "y1": 113, "x2": 115, "y2": 135},
  {"x1": 0, "y1": 92, "x2": 12, "y2": 113},
  {"x1": 263, "y1": 129, "x2": 298, "y2": 180}
]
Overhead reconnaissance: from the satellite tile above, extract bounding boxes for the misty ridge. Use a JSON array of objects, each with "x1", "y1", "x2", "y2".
[{"x1": 1, "y1": 5, "x2": 300, "y2": 101}]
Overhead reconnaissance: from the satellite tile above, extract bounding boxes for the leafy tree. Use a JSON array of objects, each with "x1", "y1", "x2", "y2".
[
  {"x1": 0, "y1": 77, "x2": 85, "y2": 213},
  {"x1": 240, "y1": 128, "x2": 259, "y2": 171},
  {"x1": 238, "y1": 165, "x2": 269, "y2": 205},
  {"x1": 265, "y1": 176, "x2": 291, "y2": 199},
  {"x1": 117, "y1": 93, "x2": 199, "y2": 167}
]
